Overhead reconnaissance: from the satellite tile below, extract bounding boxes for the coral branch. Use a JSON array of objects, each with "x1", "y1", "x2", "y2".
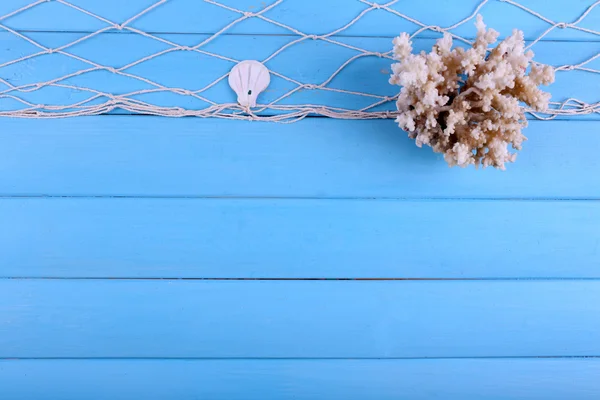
[{"x1": 389, "y1": 15, "x2": 555, "y2": 169}]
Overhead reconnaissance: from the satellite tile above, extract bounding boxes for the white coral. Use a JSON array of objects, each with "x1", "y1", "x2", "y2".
[{"x1": 389, "y1": 15, "x2": 555, "y2": 169}]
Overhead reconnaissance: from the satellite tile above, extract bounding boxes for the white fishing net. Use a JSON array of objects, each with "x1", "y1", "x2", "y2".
[{"x1": 0, "y1": 0, "x2": 598, "y2": 121}]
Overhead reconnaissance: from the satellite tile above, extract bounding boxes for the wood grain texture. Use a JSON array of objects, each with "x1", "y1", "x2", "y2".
[
  {"x1": 1, "y1": 118, "x2": 599, "y2": 199},
  {"x1": 1, "y1": 0, "x2": 598, "y2": 41},
  {"x1": 1, "y1": 358, "x2": 600, "y2": 400},
  {"x1": 2, "y1": 198, "x2": 599, "y2": 278},
  {"x1": 1, "y1": 279, "x2": 600, "y2": 358}
]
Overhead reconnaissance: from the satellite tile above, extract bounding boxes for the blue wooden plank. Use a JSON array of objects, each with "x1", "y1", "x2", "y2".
[
  {"x1": 1, "y1": 118, "x2": 599, "y2": 199},
  {"x1": 1, "y1": 280, "x2": 600, "y2": 358},
  {"x1": 1, "y1": 359, "x2": 599, "y2": 400},
  {"x1": 0, "y1": 32, "x2": 597, "y2": 116},
  {"x1": 1, "y1": 0, "x2": 598, "y2": 41},
  {"x1": 1, "y1": 199, "x2": 599, "y2": 279}
]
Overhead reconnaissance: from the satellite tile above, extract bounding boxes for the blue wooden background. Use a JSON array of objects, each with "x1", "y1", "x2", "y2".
[{"x1": 1, "y1": 0, "x2": 599, "y2": 399}]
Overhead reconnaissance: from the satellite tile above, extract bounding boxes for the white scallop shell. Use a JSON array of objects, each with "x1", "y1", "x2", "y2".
[{"x1": 228, "y1": 60, "x2": 271, "y2": 108}]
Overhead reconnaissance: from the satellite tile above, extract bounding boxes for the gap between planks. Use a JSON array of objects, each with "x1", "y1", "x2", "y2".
[
  {"x1": 26, "y1": 112, "x2": 600, "y2": 121},
  {"x1": 8, "y1": 30, "x2": 600, "y2": 42},
  {"x1": 3, "y1": 277, "x2": 600, "y2": 281},
  {"x1": 1, "y1": 195, "x2": 600, "y2": 201},
  {"x1": 3, "y1": 356, "x2": 600, "y2": 360}
]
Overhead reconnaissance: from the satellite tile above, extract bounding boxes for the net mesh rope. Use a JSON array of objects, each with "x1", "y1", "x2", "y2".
[{"x1": 0, "y1": 0, "x2": 598, "y2": 122}]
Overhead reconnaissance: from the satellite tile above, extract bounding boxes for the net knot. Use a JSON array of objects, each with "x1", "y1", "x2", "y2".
[
  {"x1": 308, "y1": 34, "x2": 318, "y2": 40},
  {"x1": 304, "y1": 84, "x2": 317, "y2": 89},
  {"x1": 562, "y1": 65, "x2": 575, "y2": 71},
  {"x1": 372, "y1": 3, "x2": 382, "y2": 9},
  {"x1": 556, "y1": 22, "x2": 568, "y2": 29},
  {"x1": 115, "y1": 24, "x2": 125, "y2": 30},
  {"x1": 243, "y1": 11, "x2": 255, "y2": 17},
  {"x1": 431, "y1": 26, "x2": 443, "y2": 33},
  {"x1": 107, "y1": 67, "x2": 118, "y2": 73}
]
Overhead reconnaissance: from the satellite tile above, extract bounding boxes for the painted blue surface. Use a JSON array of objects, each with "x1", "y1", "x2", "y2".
[
  {"x1": 1, "y1": 118, "x2": 600, "y2": 198},
  {"x1": 1, "y1": 0, "x2": 599, "y2": 40},
  {"x1": 1, "y1": 0, "x2": 599, "y2": 398},
  {"x1": 2, "y1": 198, "x2": 599, "y2": 278},
  {"x1": 2, "y1": 280, "x2": 600, "y2": 358},
  {"x1": 2, "y1": 359, "x2": 600, "y2": 400}
]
